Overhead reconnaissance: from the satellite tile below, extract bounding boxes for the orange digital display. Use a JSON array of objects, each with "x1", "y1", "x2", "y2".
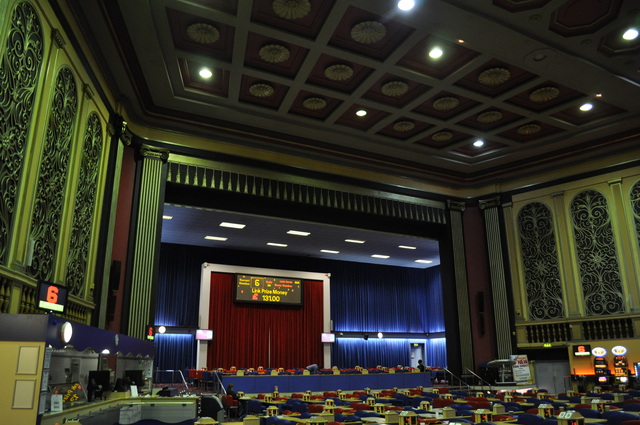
[
  {"x1": 37, "y1": 281, "x2": 68, "y2": 313},
  {"x1": 235, "y1": 274, "x2": 303, "y2": 305}
]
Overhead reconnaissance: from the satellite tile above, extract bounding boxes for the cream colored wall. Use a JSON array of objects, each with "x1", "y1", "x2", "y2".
[
  {"x1": 505, "y1": 168, "x2": 640, "y2": 346},
  {"x1": 0, "y1": 340, "x2": 45, "y2": 424},
  {"x1": 0, "y1": 0, "x2": 113, "y2": 323}
]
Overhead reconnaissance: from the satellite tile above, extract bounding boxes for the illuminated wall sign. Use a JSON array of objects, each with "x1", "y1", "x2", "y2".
[
  {"x1": 612, "y1": 345, "x2": 627, "y2": 356},
  {"x1": 592, "y1": 347, "x2": 607, "y2": 357},
  {"x1": 573, "y1": 344, "x2": 592, "y2": 356}
]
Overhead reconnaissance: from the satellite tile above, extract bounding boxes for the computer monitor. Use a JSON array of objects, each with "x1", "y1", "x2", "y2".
[{"x1": 124, "y1": 370, "x2": 144, "y2": 387}]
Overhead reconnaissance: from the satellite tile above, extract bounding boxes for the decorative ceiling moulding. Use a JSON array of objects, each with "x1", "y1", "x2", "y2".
[
  {"x1": 324, "y1": 64, "x2": 354, "y2": 81},
  {"x1": 393, "y1": 121, "x2": 415, "y2": 132},
  {"x1": 249, "y1": 83, "x2": 275, "y2": 97},
  {"x1": 302, "y1": 97, "x2": 327, "y2": 110},
  {"x1": 272, "y1": 0, "x2": 311, "y2": 20},
  {"x1": 517, "y1": 123, "x2": 542, "y2": 135},
  {"x1": 432, "y1": 131, "x2": 453, "y2": 142},
  {"x1": 186, "y1": 23, "x2": 220, "y2": 44},
  {"x1": 350, "y1": 21, "x2": 387, "y2": 44},
  {"x1": 433, "y1": 96, "x2": 460, "y2": 111},
  {"x1": 478, "y1": 67, "x2": 511, "y2": 86},
  {"x1": 381, "y1": 81, "x2": 409, "y2": 97},
  {"x1": 165, "y1": 163, "x2": 448, "y2": 225},
  {"x1": 529, "y1": 86, "x2": 560, "y2": 102},
  {"x1": 492, "y1": 0, "x2": 552, "y2": 13},
  {"x1": 259, "y1": 44, "x2": 290, "y2": 63},
  {"x1": 477, "y1": 110, "x2": 503, "y2": 123},
  {"x1": 549, "y1": 0, "x2": 622, "y2": 37}
]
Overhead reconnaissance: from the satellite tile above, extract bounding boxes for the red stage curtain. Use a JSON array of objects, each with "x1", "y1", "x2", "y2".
[{"x1": 207, "y1": 273, "x2": 324, "y2": 369}]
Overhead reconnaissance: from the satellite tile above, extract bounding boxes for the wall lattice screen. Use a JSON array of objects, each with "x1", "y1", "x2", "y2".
[
  {"x1": 517, "y1": 201, "x2": 564, "y2": 320},
  {"x1": 570, "y1": 189, "x2": 624, "y2": 316}
]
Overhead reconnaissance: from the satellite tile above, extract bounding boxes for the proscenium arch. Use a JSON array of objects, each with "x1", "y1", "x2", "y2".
[{"x1": 160, "y1": 155, "x2": 464, "y2": 375}]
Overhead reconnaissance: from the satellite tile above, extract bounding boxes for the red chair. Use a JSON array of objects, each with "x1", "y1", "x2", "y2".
[
  {"x1": 433, "y1": 398, "x2": 456, "y2": 408},
  {"x1": 308, "y1": 404, "x2": 324, "y2": 413},
  {"x1": 574, "y1": 404, "x2": 592, "y2": 409},
  {"x1": 222, "y1": 395, "x2": 239, "y2": 418}
]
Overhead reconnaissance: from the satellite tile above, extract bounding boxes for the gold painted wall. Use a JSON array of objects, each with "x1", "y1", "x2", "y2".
[
  {"x1": 0, "y1": 341, "x2": 46, "y2": 424},
  {"x1": 505, "y1": 168, "x2": 640, "y2": 348},
  {"x1": 0, "y1": 0, "x2": 114, "y2": 323}
]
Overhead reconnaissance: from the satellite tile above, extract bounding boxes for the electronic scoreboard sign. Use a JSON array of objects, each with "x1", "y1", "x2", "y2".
[{"x1": 235, "y1": 274, "x2": 303, "y2": 306}]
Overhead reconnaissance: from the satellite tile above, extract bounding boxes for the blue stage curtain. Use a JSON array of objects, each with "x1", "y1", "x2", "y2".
[
  {"x1": 330, "y1": 263, "x2": 443, "y2": 333},
  {"x1": 329, "y1": 264, "x2": 444, "y2": 368},
  {"x1": 155, "y1": 244, "x2": 444, "y2": 371},
  {"x1": 155, "y1": 333, "x2": 196, "y2": 371},
  {"x1": 425, "y1": 338, "x2": 447, "y2": 366},
  {"x1": 156, "y1": 246, "x2": 201, "y2": 326},
  {"x1": 331, "y1": 338, "x2": 412, "y2": 368}
]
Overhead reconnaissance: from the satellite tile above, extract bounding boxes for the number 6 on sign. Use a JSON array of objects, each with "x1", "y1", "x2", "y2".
[{"x1": 47, "y1": 285, "x2": 59, "y2": 303}]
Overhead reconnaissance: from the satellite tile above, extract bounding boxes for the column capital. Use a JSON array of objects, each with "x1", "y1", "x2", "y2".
[
  {"x1": 479, "y1": 196, "x2": 501, "y2": 210},
  {"x1": 447, "y1": 200, "x2": 466, "y2": 212},
  {"x1": 139, "y1": 145, "x2": 170, "y2": 162}
]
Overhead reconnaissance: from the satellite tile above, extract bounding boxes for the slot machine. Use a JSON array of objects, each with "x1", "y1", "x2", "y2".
[
  {"x1": 594, "y1": 357, "x2": 608, "y2": 376},
  {"x1": 613, "y1": 356, "x2": 628, "y2": 376}
]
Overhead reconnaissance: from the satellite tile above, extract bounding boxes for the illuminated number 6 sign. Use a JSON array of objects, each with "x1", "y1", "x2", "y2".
[
  {"x1": 47, "y1": 285, "x2": 59, "y2": 303},
  {"x1": 37, "y1": 281, "x2": 68, "y2": 313}
]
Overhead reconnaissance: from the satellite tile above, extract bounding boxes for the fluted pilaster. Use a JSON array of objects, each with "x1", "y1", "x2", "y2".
[
  {"x1": 480, "y1": 196, "x2": 513, "y2": 358},
  {"x1": 128, "y1": 145, "x2": 168, "y2": 339},
  {"x1": 447, "y1": 200, "x2": 474, "y2": 372}
]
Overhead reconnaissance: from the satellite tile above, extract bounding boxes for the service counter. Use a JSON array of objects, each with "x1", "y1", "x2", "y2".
[
  {"x1": 223, "y1": 371, "x2": 431, "y2": 393},
  {"x1": 40, "y1": 396, "x2": 199, "y2": 425}
]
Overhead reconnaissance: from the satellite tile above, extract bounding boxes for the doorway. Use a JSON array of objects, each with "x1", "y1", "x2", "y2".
[
  {"x1": 410, "y1": 343, "x2": 425, "y2": 368},
  {"x1": 533, "y1": 360, "x2": 571, "y2": 393}
]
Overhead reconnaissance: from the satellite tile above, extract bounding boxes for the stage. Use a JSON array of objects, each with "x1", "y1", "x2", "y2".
[{"x1": 222, "y1": 372, "x2": 433, "y2": 393}]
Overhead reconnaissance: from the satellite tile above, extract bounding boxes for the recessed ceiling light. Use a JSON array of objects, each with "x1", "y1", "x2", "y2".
[
  {"x1": 371, "y1": 254, "x2": 390, "y2": 259},
  {"x1": 458, "y1": 39, "x2": 465, "y2": 44},
  {"x1": 162, "y1": 215, "x2": 173, "y2": 220},
  {"x1": 199, "y1": 68, "x2": 213, "y2": 79},
  {"x1": 595, "y1": 93, "x2": 602, "y2": 98},
  {"x1": 287, "y1": 230, "x2": 310, "y2": 236},
  {"x1": 429, "y1": 47, "x2": 443, "y2": 59},
  {"x1": 473, "y1": 139, "x2": 484, "y2": 147},
  {"x1": 415, "y1": 259, "x2": 433, "y2": 264},
  {"x1": 345, "y1": 239, "x2": 365, "y2": 244},
  {"x1": 397, "y1": 0, "x2": 415, "y2": 11},
  {"x1": 220, "y1": 222, "x2": 246, "y2": 229},
  {"x1": 205, "y1": 236, "x2": 228, "y2": 241},
  {"x1": 399, "y1": 245, "x2": 417, "y2": 250},
  {"x1": 267, "y1": 242, "x2": 287, "y2": 247},
  {"x1": 580, "y1": 103, "x2": 593, "y2": 111},
  {"x1": 356, "y1": 109, "x2": 367, "y2": 117},
  {"x1": 321, "y1": 249, "x2": 340, "y2": 254},
  {"x1": 623, "y1": 28, "x2": 638, "y2": 40}
]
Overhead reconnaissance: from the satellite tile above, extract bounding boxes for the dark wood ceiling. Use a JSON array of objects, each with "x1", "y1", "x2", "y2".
[{"x1": 63, "y1": 0, "x2": 640, "y2": 189}]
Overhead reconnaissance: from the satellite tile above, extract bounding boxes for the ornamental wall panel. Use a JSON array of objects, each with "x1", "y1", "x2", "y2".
[
  {"x1": 0, "y1": 2, "x2": 45, "y2": 265},
  {"x1": 517, "y1": 201, "x2": 564, "y2": 320}
]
